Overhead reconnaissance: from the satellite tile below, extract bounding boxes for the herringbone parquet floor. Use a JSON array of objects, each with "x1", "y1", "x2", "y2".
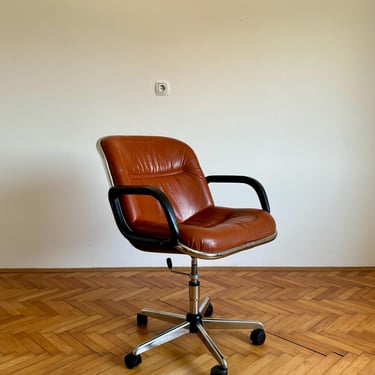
[{"x1": 0, "y1": 268, "x2": 374, "y2": 374}]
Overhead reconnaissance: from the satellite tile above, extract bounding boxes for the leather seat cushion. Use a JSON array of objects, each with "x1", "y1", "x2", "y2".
[{"x1": 179, "y1": 206, "x2": 276, "y2": 252}]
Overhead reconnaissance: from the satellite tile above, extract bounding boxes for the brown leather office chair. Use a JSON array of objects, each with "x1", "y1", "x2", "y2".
[{"x1": 97, "y1": 135, "x2": 277, "y2": 375}]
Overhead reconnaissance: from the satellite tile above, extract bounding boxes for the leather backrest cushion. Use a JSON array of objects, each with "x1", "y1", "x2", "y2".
[{"x1": 100, "y1": 136, "x2": 214, "y2": 225}]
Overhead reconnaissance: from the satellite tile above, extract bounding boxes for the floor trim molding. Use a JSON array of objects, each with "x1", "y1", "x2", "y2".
[{"x1": 0, "y1": 266, "x2": 374, "y2": 273}]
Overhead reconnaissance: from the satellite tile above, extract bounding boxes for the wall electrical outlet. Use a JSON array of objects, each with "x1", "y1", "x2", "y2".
[{"x1": 155, "y1": 81, "x2": 170, "y2": 96}]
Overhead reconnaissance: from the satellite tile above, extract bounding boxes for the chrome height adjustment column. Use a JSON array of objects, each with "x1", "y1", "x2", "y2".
[
  {"x1": 189, "y1": 257, "x2": 200, "y2": 315},
  {"x1": 166, "y1": 257, "x2": 201, "y2": 315}
]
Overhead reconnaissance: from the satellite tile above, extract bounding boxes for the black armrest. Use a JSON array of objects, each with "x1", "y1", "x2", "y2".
[
  {"x1": 206, "y1": 175, "x2": 271, "y2": 213},
  {"x1": 108, "y1": 185, "x2": 180, "y2": 248}
]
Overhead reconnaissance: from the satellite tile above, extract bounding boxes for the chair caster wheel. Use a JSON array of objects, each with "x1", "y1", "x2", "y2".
[
  {"x1": 124, "y1": 353, "x2": 142, "y2": 369},
  {"x1": 250, "y1": 328, "x2": 266, "y2": 345},
  {"x1": 137, "y1": 313, "x2": 148, "y2": 326},
  {"x1": 211, "y1": 365, "x2": 228, "y2": 375},
  {"x1": 204, "y1": 302, "x2": 214, "y2": 317}
]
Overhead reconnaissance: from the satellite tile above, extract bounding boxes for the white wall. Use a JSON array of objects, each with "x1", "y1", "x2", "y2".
[{"x1": 0, "y1": 0, "x2": 374, "y2": 268}]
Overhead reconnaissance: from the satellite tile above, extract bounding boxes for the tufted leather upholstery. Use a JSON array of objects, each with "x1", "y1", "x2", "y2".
[{"x1": 99, "y1": 135, "x2": 276, "y2": 254}]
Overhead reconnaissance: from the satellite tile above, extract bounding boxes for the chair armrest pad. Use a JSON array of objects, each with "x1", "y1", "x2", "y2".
[
  {"x1": 108, "y1": 185, "x2": 180, "y2": 248},
  {"x1": 206, "y1": 175, "x2": 271, "y2": 212}
]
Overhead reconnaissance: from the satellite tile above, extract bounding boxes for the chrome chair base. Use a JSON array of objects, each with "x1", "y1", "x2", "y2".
[{"x1": 125, "y1": 258, "x2": 266, "y2": 373}]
